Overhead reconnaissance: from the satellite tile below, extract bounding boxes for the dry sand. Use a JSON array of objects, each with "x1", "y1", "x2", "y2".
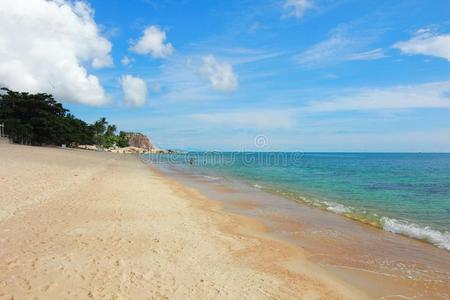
[{"x1": 0, "y1": 144, "x2": 368, "y2": 299}]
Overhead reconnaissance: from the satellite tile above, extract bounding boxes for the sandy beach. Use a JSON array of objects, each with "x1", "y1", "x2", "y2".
[{"x1": 0, "y1": 144, "x2": 369, "y2": 299}]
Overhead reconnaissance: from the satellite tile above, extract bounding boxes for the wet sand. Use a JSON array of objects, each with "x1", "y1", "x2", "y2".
[
  {"x1": 156, "y1": 163, "x2": 450, "y2": 299},
  {"x1": 0, "y1": 144, "x2": 368, "y2": 299}
]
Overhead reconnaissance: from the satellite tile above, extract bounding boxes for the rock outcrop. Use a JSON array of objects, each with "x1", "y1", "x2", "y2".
[{"x1": 126, "y1": 133, "x2": 154, "y2": 150}]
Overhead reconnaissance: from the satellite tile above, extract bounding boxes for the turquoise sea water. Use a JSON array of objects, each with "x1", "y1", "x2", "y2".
[{"x1": 145, "y1": 152, "x2": 450, "y2": 251}]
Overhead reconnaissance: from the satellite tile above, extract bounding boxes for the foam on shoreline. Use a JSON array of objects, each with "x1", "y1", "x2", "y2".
[
  {"x1": 245, "y1": 182, "x2": 450, "y2": 252},
  {"x1": 381, "y1": 217, "x2": 450, "y2": 251}
]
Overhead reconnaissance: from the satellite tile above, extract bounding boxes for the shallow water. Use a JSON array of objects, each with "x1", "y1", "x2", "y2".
[
  {"x1": 144, "y1": 152, "x2": 450, "y2": 252},
  {"x1": 145, "y1": 157, "x2": 450, "y2": 299}
]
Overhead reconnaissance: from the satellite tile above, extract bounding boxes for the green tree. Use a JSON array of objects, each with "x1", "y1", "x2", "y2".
[
  {"x1": 103, "y1": 124, "x2": 117, "y2": 148},
  {"x1": 0, "y1": 88, "x2": 126, "y2": 148},
  {"x1": 93, "y1": 117, "x2": 108, "y2": 146},
  {"x1": 117, "y1": 131, "x2": 129, "y2": 147},
  {"x1": 92, "y1": 118, "x2": 120, "y2": 148},
  {"x1": 0, "y1": 88, "x2": 67, "y2": 145}
]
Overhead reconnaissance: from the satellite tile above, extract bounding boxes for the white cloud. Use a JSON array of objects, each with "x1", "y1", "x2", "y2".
[
  {"x1": 145, "y1": 56, "x2": 225, "y2": 103},
  {"x1": 130, "y1": 25, "x2": 174, "y2": 59},
  {"x1": 283, "y1": 0, "x2": 313, "y2": 18},
  {"x1": 394, "y1": 29, "x2": 450, "y2": 61},
  {"x1": 121, "y1": 56, "x2": 134, "y2": 66},
  {"x1": 192, "y1": 109, "x2": 296, "y2": 129},
  {"x1": 120, "y1": 75, "x2": 148, "y2": 107},
  {"x1": 306, "y1": 81, "x2": 450, "y2": 112},
  {"x1": 347, "y1": 48, "x2": 385, "y2": 61},
  {"x1": 295, "y1": 29, "x2": 352, "y2": 66},
  {"x1": 295, "y1": 24, "x2": 383, "y2": 66},
  {"x1": 198, "y1": 55, "x2": 238, "y2": 92},
  {"x1": 0, "y1": 0, "x2": 112, "y2": 105}
]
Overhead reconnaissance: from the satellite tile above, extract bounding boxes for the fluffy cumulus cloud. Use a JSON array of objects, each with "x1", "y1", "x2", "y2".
[
  {"x1": 283, "y1": 0, "x2": 313, "y2": 18},
  {"x1": 120, "y1": 75, "x2": 148, "y2": 107},
  {"x1": 198, "y1": 55, "x2": 238, "y2": 92},
  {"x1": 394, "y1": 29, "x2": 450, "y2": 61},
  {"x1": 130, "y1": 25, "x2": 174, "y2": 59},
  {"x1": 0, "y1": 0, "x2": 112, "y2": 105}
]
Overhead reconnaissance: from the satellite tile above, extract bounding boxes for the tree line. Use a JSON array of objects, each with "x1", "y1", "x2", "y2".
[{"x1": 0, "y1": 88, "x2": 129, "y2": 148}]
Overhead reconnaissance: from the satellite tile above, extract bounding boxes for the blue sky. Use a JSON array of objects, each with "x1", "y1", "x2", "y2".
[{"x1": 2, "y1": 0, "x2": 450, "y2": 151}]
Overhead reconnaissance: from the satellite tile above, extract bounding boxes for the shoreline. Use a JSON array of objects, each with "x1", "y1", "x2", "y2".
[
  {"x1": 252, "y1": 183, "x2": 450, "y2": 252},
  {"x1": 148, "y1": 159, "x2": 450, "y2": 299},
  {"x1": 0, "y1": 144, "x2": 369, "y2": 299},
  {"x1": 144, "y1": 164, "x2": 369, "y2": 298},
  {"x1": 143, "y1": 153, "x2": 450, "y2": 253}
]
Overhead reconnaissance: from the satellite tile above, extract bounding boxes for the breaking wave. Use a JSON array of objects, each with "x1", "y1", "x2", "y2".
[{"x1": 381, "y1": 217, "x2": 450, "y2": 251}]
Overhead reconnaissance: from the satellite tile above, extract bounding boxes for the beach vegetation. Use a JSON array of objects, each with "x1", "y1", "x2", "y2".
[{"x1": 0, "y1": 88, "x2": 128, "y2": 148}]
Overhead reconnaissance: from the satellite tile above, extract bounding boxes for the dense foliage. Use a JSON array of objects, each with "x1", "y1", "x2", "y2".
[
  {"x1": 92, "y1": 117, "x2": 129, "y2": 148},
  {"x1": 0, "y1": 88, "x2": 128, "y2": 148}
]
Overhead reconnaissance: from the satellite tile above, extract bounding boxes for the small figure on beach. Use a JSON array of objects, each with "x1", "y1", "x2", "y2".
[{"x1": 188, "y1": 158, "x2": 195, "y2": 165}]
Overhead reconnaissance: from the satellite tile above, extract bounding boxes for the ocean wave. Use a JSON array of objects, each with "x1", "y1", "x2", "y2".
[
  {"x1": 381, "y1": 217, "x2": 450, "y2": 251},
  {"x1": 323, "y1": 201, "x2": 351, "y2": 214},
  {"x1": 299, "y1": 197, "x2": 450, "y2": 252},
  {"x1": 232, "y1": 180, "x2": 450, "y2": 252}
]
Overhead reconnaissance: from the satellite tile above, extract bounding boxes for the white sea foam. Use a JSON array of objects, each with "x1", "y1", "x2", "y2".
[
  {"x1": 381, "y1": 217, "x2": 450, "y2": 252},
  {"x1": 253, "y1": 184, "x2": 262, "y2": 189},
  {"x1": 201, "y1": 175, "x2": 222, "y2": 181},
  {"x1": 323, "y1": 201, "x2": 351, "y2": 214}
]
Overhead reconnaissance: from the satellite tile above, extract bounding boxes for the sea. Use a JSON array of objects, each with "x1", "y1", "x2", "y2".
[{"x1": 143, "y1": 152, "x2": 450, "y2": 252}]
